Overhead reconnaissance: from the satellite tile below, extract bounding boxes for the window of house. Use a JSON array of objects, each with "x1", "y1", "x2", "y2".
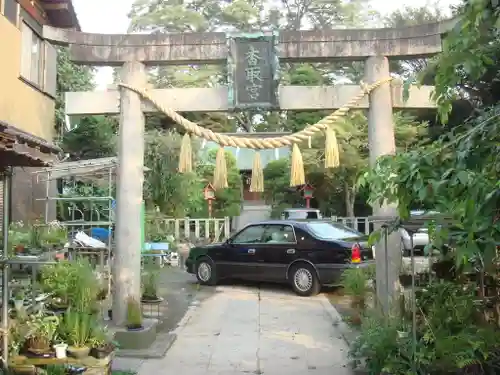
[
  {"x1": 3, "y1": 0, "x2": 19, "y2": 26},
  {"x1": 21, "y1": 22, "x2": 45, "y2": 88}
]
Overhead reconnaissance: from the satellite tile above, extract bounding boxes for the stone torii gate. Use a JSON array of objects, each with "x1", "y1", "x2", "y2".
[{"x1": 43, "y1": 20, "x2": 454, "y2": 323}]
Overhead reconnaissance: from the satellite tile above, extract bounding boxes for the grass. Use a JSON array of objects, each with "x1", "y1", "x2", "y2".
[{"x1": 112, "y1": 371, "x2": 137, "y2": 375}]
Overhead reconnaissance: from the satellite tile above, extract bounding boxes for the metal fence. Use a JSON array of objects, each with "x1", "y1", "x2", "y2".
[{"x1": 330, "y1": 216, "x2": 373, "y2": 235}]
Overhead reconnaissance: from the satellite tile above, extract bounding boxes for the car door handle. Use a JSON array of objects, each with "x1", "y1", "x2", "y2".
[
  {"x1": 248, "y1": 249, "x2": 256, "y2": 254},
  {"x1": 286, "y1": 248, "x2": 296, "y2": 254}
]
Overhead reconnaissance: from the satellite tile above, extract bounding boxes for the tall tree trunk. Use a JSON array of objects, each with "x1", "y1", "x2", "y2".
[{"x1": 344, "y1": 181, "x2": 356, "y2": 217}]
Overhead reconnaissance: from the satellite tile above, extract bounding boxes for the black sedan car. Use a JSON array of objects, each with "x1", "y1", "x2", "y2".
[{"x1": 185, "y1": 220, "x2": 374, "y2": 296}]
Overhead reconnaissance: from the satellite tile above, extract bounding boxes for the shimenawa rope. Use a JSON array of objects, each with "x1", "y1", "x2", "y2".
[
  {"x1": 118, "y1": 77, "x2": 393, "y2": 189},
  {"x1": 118, "y1": 78, "x2": 393, "y2": 149}
]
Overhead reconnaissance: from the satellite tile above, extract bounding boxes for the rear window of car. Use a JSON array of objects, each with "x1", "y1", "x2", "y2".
[
  {"x1": 284, "y1": 210, "x2": 319, "y2": 219},
  {"x1": 306, "y1": 222, "x2": 361, "y2": 240}
]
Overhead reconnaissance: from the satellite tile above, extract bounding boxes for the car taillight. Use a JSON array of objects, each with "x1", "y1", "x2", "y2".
[{"x1": 351, "y1": 243, "x2": 361, "y2": 263}]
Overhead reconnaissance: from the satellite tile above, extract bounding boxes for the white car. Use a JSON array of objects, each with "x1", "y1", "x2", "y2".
[
  {"x1": 281, "y1": 208, "x2": 322, "y2": 220},
  {"x1": 399, "y1": 210, "x2": 439, "y2": 255}
]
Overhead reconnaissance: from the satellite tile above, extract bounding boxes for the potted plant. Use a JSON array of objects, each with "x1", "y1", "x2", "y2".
[
  {"x1": 58, "y1": 309, "x2": 93, "y2": 358},
  {"x1": 13, "y1": 289, "x2": 25, "y2": 311},
  {"x1": 7, "y1": 319, "x2": 27, "y2": 359},
  {"x1": 340, "y1": 268, "x2": 371, "y2": 325},
  {"x1": 25, "y1": 313, "x2": 59, "y2": 356},
  {"x1": 5, "y1": 222, "x2": 32, "y2": 256},
  {"x1": 40, "y1": 262, "x2": 74, "y2": 309},
  {"x1": 126, "y1": 297, "x2": 143, "y2": 331},
  {"x1": 399, "y1": 263, "x2": 413, "y2": 287},
  {"x1": 41, "y1": 260, "x2": 99, "y2": 312},
  {"x1": 141, "y1": 268, "x2": 162, "y2": 303},
  {"x1": 89, "y1": 327, "x2": 115, "y2": 359},
  {"x1": 40, "y1": 222, "x2": 68, "y2": 250}
]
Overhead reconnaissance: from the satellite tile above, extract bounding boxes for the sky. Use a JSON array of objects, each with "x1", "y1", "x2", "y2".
[{"x1": 72, "y1": 0, "x2": 459, "y2": 89}]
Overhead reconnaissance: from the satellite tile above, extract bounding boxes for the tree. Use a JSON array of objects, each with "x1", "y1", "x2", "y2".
[
  {"x1": 55, "y1": 48, "x2": 95, "y2": 137},
  {"x1": 197, "y1": 149, "x2": 243, "y2": 218},
  {"x1": 360, "y1": 0, "x2": 500, "y2": 266},
  {"x1": 143, "y1": 130, "x2": 204, "y2": 217},
  {"x1": 263, "y1": 159, "x2": 302, "y2": 217},
  {"x1": 61, "y1": 116, "x2": 117, "y2": 160},
  {"x1": 427, "y1": 0, "x2": 500, "y2": 122},
  {"x1": 384, "y1": 3, "x2": 449, "y2": 82},
  {"x1": 127, "y1": 0, "x2": 378, "y2": 133}
]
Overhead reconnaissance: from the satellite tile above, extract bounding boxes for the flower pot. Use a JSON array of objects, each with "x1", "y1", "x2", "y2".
[
  {"x1": 398, "y1": 274, "x2": 413, "y2": 287},
  {"x1": 26, "y1": 345, "x2": 53, "y2": 358},
  {"x1": 126, "y1": 324, "x2": 144, "y2": 331},
  {"x1": 27, "y1": 337, "x2": 51, "y2": 356},
  {"x1": 141, "y1": 296, "x2": 163, "y2": 304},
  {"x1": 53, "y1": 343, "x2": 68, "y2": 359},
  {"x1": 14, "y1": 300, "x2": 24, "y2": 311},
  {"x1": 97, "y1": 289, "x2": 108, "y2": 301},
  {"x1": 67, "y1": 346, "x2": 90, "y2": 359},
  {"x1": 90, "y1": 345, "x2": 114, "y2": 359},
  {"x1": 397, "y1": 330, "x2": 408, "y2": 338}
]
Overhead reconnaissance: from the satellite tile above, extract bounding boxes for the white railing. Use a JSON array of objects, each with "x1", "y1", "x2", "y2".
[
  {"x1": 148, "y1": 217, "x2": 231, "y2": 242},
  {"x1": 330, "y1": 216, "x2": 373, "y2": 235},
  {"x1": 149, "y1": 216, "x2": 371, "y2": 241}
]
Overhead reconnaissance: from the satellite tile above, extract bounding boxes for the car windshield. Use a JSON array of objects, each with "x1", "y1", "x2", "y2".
[{"x1": 306, "y1": 222, "x2": 361, "y2": 240}]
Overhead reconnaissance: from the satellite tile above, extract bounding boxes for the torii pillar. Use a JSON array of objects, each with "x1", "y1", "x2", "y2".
[
  {"x1": 365, "y1": 56, "x2": 401, "y2": 312},
  {"x1": 113, "y1": 61, "x2": 146, "y2": 325}
]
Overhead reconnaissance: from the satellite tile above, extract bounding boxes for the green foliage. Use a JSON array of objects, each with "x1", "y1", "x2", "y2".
[
  {"x1": 58, "y1": 309, "x2": 95, "y2": 348},
  {"x1": 55, "y1": 48, "x2": 95, "y2": 135},
  {"x1": 341, "y1": 268, "x2": 370, "y2": 299},
  {"x1": 349, "y1": 309, "x2": 404, "y2": 374},
  {"x1": 428, "y1": 0, "x2": 500, "y2": 122},
  {"x1": 197, "y1": 149, "x2": 242, "y2": 218},
  {"x1": 263, "y1": 159, "x2": 294, "y2": 215},
  {"x1": 57, "y1": 183, "x2": 112, "y2": 223},
  {"x1": 40, "y1": 260, "x2": 99, "y2": 311},
  {"x1": 25, "y1": 313, "x2": 59, "y2": 351},
  {"x1": 144, "y1": 130, "x2": 204, "y2": 217},
  {"x1": 61, "y1": 116, "x2": 117, "y2": 160},
  {"x1": 351, "y1": 282, "x2": 500, "y2": 375},
  {"x1": 45, "y1": 365, "x2": 68, "y2": 375},
  {"x1": 0, "y1": 221, "x2": 68, "y2": 255},
  {"x1": 263, "y1": 109, "x2": 428, "y2": 216},
  {"x1": 126, "y1": 298, "x2": 143, "y2": 328},
  {"x1": 141, "y1": 262, "x2": 159, "y2": 299},
  {"x1": 360, "y1": 104, "x2": 500, "y2": 267},
  {"x1": 145, "y1": 211, "x2": 176, "y2": 242}
]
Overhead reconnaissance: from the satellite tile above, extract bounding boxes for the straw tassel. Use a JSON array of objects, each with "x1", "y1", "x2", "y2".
[
  {"x1": 290, "y1": 144, "x2": 305, "y2": 187},
  {"x1": 249, "y1": 152, "x2": 264, "y2": 193},
  {"x1": 213, "y1": 146, "x2": 228, "y2": 189},
  {"x1": 178, "y1": 133, "x2": 193, "y2": 173},
  {"x1": 324, "y1": 126, "x2": 340, "y2": 169}
]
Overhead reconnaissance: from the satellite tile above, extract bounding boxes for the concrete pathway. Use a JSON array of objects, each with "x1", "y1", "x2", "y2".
[{"x1": 121, "y1": 284, "x2": 353, "y2": 375}]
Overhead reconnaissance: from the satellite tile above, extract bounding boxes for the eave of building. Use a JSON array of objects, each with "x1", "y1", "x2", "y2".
[
  {"x1": 39, "y1": 0, "x2": 80, "y2": 30},
  {"x1": 0, "y1": 120, "x2": 61, "y2": 168}
]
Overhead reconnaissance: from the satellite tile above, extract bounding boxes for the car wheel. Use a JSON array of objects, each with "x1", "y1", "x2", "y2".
[
  {"x1": 289, "y1": 263, "x2": 320, "y2": 297},
  {"x1": 195, "y1": 257, "x2": 217, "y2": 286}
]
